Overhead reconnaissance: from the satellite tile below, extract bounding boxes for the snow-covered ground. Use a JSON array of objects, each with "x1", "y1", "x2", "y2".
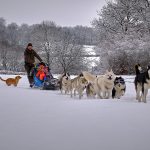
[{"x1": 0, "y1": 75, "x2": 150, "y2": 150}]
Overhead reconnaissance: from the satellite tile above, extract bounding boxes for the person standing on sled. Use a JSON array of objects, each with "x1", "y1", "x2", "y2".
[{"x1": 24, "y1": 43, "x2": 43, "y2": 87}]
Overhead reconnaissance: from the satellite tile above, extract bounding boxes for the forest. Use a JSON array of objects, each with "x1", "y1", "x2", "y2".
[{"x1": 0, "y1": 0, "x2": 150, "y2": 74}]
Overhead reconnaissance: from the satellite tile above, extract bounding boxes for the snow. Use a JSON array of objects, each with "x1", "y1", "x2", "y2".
[{"x1": 0, "y1": 75, "x2": 150, "y2": 150}]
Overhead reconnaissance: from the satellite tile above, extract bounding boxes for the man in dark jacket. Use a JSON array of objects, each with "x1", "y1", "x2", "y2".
[{"x1": 24, "y1": 43, "x2": 43, "y2": 87}]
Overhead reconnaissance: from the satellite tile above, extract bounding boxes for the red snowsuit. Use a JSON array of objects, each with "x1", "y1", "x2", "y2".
[{"x1": 36, "y1": 65, "x2": 46, "y2": 81}]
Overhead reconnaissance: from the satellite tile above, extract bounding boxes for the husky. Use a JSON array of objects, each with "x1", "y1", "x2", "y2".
[
  {"x1": 135, "y1": 64, "x2": 142, "y2": 75},
  {"x1": 86, "y1": 83, "x2": 96, "y2": 98},
  {"x1": 69, "y1": 73, "x2": 88, "y2": 99},
  {"x1": 134, "y1": 64, "x2": 150, "y2": 103},
  {"x1": 134, "y1": 64, "x2": 143, "y2": 101},
  {"x1": 58, "y1": 72, "x2": 71, "y2": 94},
  {"x1": 112, "y1": 77, "x2": 126, "y2": 99},
  {"x1": 94, "y1": 70, "x2": 116, "y2": 99}
]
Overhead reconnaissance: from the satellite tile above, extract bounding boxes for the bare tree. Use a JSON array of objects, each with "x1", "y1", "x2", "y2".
[
  {"x1": 0, "y1": 17, "x2": 97, "y2": 73},
  {"x1": 30, "y1": 21, "x2": 60, "y2": 68},
  {"x1": 0, "y1": 41, "x2": 10, "y2": 70},
  {"x1": 7, "y1": 23, "x2": 19, "y2": 45}
]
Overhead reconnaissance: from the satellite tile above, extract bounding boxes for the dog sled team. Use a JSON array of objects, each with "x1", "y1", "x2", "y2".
[
  {"x1": 0, "y1": 43, "x2": 150, "y2": 103},
  {"x1": 58, "y1": 70, "x2": 126, "y2": 100},
  {"x1": 58, "y1": 63, "x2": 150, "y2": 103}
]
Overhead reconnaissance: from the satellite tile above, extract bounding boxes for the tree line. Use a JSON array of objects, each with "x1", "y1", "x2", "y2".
[
  {"x1": 0, "y1": 18, "x2": 97, "y2": 74},
  {"x1": 1, "y1": 0, "x2": 150, "y2": 75}
]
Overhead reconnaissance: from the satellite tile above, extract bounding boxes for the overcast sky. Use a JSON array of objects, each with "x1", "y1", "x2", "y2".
[{"x1": 0, "y1": 0, "x2": 106, "y2": 26}]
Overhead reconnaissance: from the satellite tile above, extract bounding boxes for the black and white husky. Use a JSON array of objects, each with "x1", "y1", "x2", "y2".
[
  {"x1": 58, "y1": 72, "x2": 71, "y2": 94},
  {"x1": 134, "y1": 64, "x2": 150, "y2": 103},
  {"x1": 112, "y1": 77, "x2": 126, "y2": 99}
]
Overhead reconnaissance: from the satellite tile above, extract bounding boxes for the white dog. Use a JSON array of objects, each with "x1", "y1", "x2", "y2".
[{"x1": 93, "y1": 70, "x2": 116, "y2": 99}]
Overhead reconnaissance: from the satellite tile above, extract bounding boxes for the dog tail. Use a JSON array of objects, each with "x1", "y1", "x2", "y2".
[
  {"x1": 82, "y1": 71, "x2": 97, "y2": 82},
  {"x1": 0, "y1": 77, "x2": 6, "y2": 82}
]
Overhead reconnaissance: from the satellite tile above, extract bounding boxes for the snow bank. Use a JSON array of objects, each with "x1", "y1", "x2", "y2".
[{"x1": 0, "y1": 75, "x2": 150, "y2": 150}]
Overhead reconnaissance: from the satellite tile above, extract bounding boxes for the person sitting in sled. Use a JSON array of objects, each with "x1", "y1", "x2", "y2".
[
  {"x1": 36, "y1": 64, "x2": 47, "y2": 81},
  {"x1": 24, "y1": 43, "x2": 43, "y2": 87}
]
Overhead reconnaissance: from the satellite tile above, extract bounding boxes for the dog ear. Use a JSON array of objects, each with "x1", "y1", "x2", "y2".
[
  {"x1": 110, "y1": 69, "x2": 113, "y2": 72},
  {"x1": 62, "y1": 73, "x2": 66, "y2": 77},
  {"x1": 67, "y1": 72, "x2": 70, "y2": 76},
  {"x1": 105, "y1": 70, "x2": 109, "y2": 73},
  {"x1": 79, "y1": 73, "x2": 84, "y2": 77},
  {"x1": 147, "y1": 65, "x2": 150, "y2": 70}
]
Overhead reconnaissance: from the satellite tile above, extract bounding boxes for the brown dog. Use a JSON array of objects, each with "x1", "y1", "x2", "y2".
[{"x1": 0, "y1": 76, "x2": 22, "y2": 86}]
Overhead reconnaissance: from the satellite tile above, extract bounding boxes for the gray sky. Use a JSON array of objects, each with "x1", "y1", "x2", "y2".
[{"x1": 0, "y1": 0, "x2": 106, "y2": 26}]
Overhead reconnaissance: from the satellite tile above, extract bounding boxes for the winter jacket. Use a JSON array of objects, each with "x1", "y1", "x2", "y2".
[{"x1": 24, "y1": 48, "x2": 42, "y2": 65}]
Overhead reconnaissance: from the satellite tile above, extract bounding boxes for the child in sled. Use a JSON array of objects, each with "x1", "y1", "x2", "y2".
[{"x1": 36, "y1": 64, "x2": 49, "y2": 81}]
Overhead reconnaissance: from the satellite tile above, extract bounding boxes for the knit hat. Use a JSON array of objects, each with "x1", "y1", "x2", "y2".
[{"x1": 27, "y1": 43, "x2": 33, "y2": 47}]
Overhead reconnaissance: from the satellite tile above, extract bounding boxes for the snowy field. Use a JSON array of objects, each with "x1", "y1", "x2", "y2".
[{"x1": 0, "y1": 75, "x2": 150, "y2": 150}]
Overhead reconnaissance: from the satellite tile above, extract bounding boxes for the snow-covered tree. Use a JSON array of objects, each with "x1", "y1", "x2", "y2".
[{"x1": 93, "y1": 0, "x2": 150, "y2": 74}]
